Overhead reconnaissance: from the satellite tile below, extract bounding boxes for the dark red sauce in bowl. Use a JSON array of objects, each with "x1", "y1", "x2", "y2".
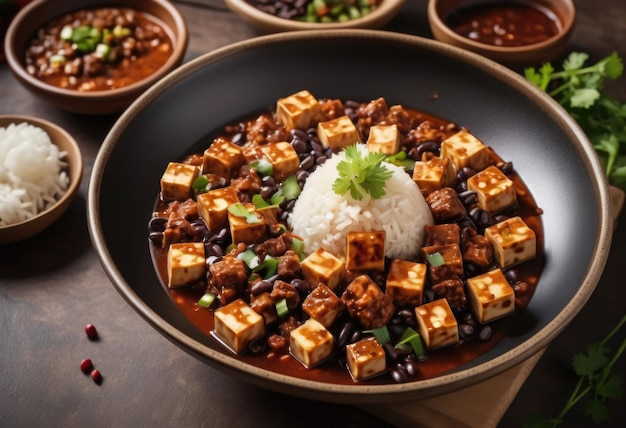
[{"x1": 445, "y1": 1, "x2": 561, "y2": 47}]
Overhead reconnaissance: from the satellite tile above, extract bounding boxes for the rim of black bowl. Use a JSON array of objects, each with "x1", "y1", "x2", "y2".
[{"x1": 88, "y1": 29, "x2": 613, "y2": 402}]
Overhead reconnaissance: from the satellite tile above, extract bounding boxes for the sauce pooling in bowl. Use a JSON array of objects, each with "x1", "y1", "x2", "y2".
[{"x1": 446, "y1": 1, "x2": 561, "y2": 47}]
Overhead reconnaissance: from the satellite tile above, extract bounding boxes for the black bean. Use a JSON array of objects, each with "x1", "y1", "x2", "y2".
[
  {"x1": 390, "y1": 365, "x2": 408, "y2": 383},
  {"x1": 504, "y1": 269, "x2": 520, "y2": 283},
  {"x1": 148, "y1": 231, "x2": 163, "y2": 244},
  {"x1": 299, "y1": 155, "x2": 314, "y2": 171},
  {"x1": 250, "y1": 279, "x2": 273, "y2": 296},
  {"x1": 148, "y1": 216, "x2": 167, "y2": 232},
  {"x1": 349, "y1": 329, "x2": 362, "y2": 344},
  {"x1": 291, "y1": 138, "x2": 308, "y2": 154},
  {"x1": 337, "y1": 321, "x2": 356, "y2": 349},
  {"x1": 248, "y1": 336, "x2": 267, "y2": 355},
  {"x1": 403, "y1": 356, "x2": 419, "y2": 376},
  {"x1": 291, "y1": 278, "x2": 311, "y2": 296},
  {"x1": 479, "y1": 325, "x2": 492, "y2": 341},
  {"x1": 315, "y1": 155, "x2": 327, "y2": 165},
  {"x1": 459, "y1": 323, "x2": 475, "y2": 340}
]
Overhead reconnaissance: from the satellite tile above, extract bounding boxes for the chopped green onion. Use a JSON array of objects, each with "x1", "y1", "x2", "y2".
[
  {"x1": 252, "y1": 194, "x2": 270, "y2": 208},
  {"x1": 425, "y1": 252, "x2": 445, "y2": 267},
  {"x1": 275, "y1": 298, "x2": 289, "y2": 318},
  {"x1": 94, "y1": 43, "x2": 111, "y2": 60},
  {"x1": 192, "y1": 175, "x2": 211, "y2": 192},
  {"x1": 255, "y1": 256, "x2": 278, "y2": 278},
  {"x1": 49, "y1": 54, "x2": 66, "y2": 65},
  {"x1": 237, "y1": 249, "x2": 259, "y2": 269},
  {"x1": 281, "y1": 175, "x2": 301, "y2": 200},
  {"x1": 112, "y1": 24, "x2": 131, "y2": 38},
  {"x1": 385, "y1": 151, "x2": 415, "y2": 171},
  {"x1": 395, "y1": 327, "x2": 427, "y2": 361},
  {"x1": 60, "y1": 25, "x2": 73, "y2": 41},
  {"x1": 198, "y1": 292, "x2": 216, "y2": 308},
  {"x1": 363, "y1": 325, "x2": 391, "y2": 345},
  {"x1": 249, "y1": 158, "x2": 273, "y2": 176},
  {"x1": 227, "y1": 203, "x2": 260, "y2": 224},
  {"x1": 291, "y1": 237, "x2": 305, "y2": 260}
]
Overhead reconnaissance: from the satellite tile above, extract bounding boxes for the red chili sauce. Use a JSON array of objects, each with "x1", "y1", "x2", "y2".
[
  {"x1": 24, "y1": 7, "x2": 173, "y2": 91},
  {"x1": 149, "y1": 99, "x2": 545, "y2": 385},
  {"x1": 445, "y1": 1, "x2": 561, "y2": 47}
]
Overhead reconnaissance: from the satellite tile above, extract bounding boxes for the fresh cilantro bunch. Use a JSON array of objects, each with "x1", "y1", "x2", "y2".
[
  {"x1": 333, "y1": 143, "x2": 394, "y2": 201},
  {"x1": 525, "y1": 52, "x2": 626, "y2": 191},
  {"x1": 525, "y1": 314, "x2": 625, "y2": 427}
]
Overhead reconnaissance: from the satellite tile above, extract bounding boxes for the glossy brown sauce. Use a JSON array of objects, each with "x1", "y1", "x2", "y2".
[
  {"x1": 446, "y1": 1, "x2": 561, "y2": 47},
  {"x1": 150, "y1": 105, "x2": 544, "y2": 385}
]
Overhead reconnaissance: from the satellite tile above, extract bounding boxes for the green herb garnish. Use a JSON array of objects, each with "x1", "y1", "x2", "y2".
[
  {"x1": 363, "y1": 325, "x2": 391, "y2": 345},
  {"x1": 525, "y1": 52, "x2": 626, "y2": 191},
  {"x1": 197, "y1": 292, "x2": 216, "y2": 308},
  {"x1": 525, "y1": 314, "x2": 625, "y2": 427},
  {"x1": 227, "y1": 203, "x2": 260, "y2": 224},
  {"x1": 275, "y1": 298, "x2": 289, "y2": 318},
  {"x1": 395, "y1": 327, "x2": 427, "y2": 361},
  {"x1": 333, "y1": 144, "x2": 394, "y2": 200},
  {"x1": 425, "y1": 252, "x2": 445, "y2": 267}
]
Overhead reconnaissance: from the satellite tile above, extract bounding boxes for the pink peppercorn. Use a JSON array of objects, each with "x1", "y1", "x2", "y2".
[
  {"x1": 90, "y1": 369, "x2": 103, "y2": 384},
  {"x1": 80, "y1": 359, "x2": 93, "y2": 374},
  {"x1": 85, "y1": 323, "x2": 98, "y2": 340}
]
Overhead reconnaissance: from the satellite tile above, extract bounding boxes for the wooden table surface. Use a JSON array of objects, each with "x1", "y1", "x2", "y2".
[{"x1": 1, "y1": 1, "x2": 625, "y2": 427}]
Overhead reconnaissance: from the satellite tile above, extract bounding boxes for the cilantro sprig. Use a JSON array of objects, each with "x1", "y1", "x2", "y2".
[
  {"x1": 525, "y1": 314, "x2": 625, "y2": 427},
  {"x1": 525, "y1": 52, "x2": 626, "y2": 191},
  {"x1": 332, "y1": 144, "x2": 394, "y2": 201}
]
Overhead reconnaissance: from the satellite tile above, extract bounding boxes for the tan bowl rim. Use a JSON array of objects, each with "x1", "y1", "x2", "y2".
[
  {"x1": 427, "y1": 0, "x2": 576, "y2": 53},
  {"x1": 3, "y1": 0, "x2": 188, "y2": 100},
  {"x1": 0, "y1": 115, "x2": 83, "y2": 234},
  {"x1": 225, "y1": 0, "x2": 407, "y2": 30}
]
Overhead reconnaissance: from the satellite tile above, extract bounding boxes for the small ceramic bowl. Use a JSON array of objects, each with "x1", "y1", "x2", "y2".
[
  {"x1": 225, "y1": 0, "x2": 406, "y2": 33},
  {"x1": 427, "y1": 0, "x2": 576, "y2": 67},
  {"x1": 0, "y1": 115, "x2": 83, "y2": 245},
  {"x1": 3, "y1": 0, "x2": 188, "y2": 115}
]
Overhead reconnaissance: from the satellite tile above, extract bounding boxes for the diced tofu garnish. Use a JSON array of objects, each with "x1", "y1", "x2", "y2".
[
  {"x1": 166, "y1": 242, "x2": 205, "y2": 288},
  {"x1": 385, "y1": 259, "x2": 427, "y2": 307},
  {"x1": 345, "y1": 230, "x2": 385, "y2": 271},
  {"x1": 366, "y1": 124, "x2": 400, "y2": 155},
  {"x1": 160, "y1": 162, "x2": 199, "y2": 201},
  {"x1": 301, "y1": 283, "x2": 344, "y2": 328},
  {"x1": 412, "y1": 155, "x2": 456, "y2": 196},
  {"x1": 346, "y1": 336, "x2": 386, "y2": 381},
  {"x1": 213, "y1": 298, "x2": 265, "y2": 354},
  {"x1": 301, "y1": 248, "x2": 346, "y2": 292},
  {"x1": 415, "y1": 298, "x2": 459, "y2": 350},
  {"x1": 317, "y1": 115, "x2": 362, "y2": 151},
  {"x1": 260, "y1": 141, "x2": 300, "y2": 181},
  {"x1": 466, "y1": 268, "x2": 515, "y2": 323},
  {"x1": 276, "y1": 90, "x2": 324, "y2": 131},
  {"x1": 289, "y1": 318, "x2": 334, "y2": 368},
  {"x1": 484, "y1": 216, "x2": 536, "y2": 268},
  {"x1": 467, "y1": 165, "x2": 517, "y2": 213},
  {"x1": 196, "y1": 186, "x2": 240, "y2": 233},
  {"x1": 440, "y1": 129, "x2": 492, "y2": 171},
  {"x1": 228, "y1": 203, "x2": 268, "y2": 245},
  {"x1": 202, "y1": 138, "x2": 245, "y2": 180}
]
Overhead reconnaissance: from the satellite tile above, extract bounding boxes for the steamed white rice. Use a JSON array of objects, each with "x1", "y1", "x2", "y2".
[
  {"x1": 289, "y1": 146, "x2": 434, "y2": 261},
  {"x1": 0, "y1": 122, "x2": 69, "y2": 226}
]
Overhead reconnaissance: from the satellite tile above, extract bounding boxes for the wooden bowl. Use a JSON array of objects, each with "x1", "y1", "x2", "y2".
[
  {"x1": 427, "y1": 0, "x2": 576, "y2": 67},
  {"x1": 225, "y1": 0, "x2": 406, "y2": 33},
  {"x1": 3, "y1": 0, "x2": 188, "y2": 114},
  {"x1": 0, "y1": 115, "x2": 82, "y2": 244}
]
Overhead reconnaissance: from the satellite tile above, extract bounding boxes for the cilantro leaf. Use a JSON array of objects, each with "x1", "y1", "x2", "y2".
[{"x1": 332, "y1": 144, "x2": 393, "y2": 201}]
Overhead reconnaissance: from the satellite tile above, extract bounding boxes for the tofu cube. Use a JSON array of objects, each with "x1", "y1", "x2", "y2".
[
  {"x1": 202, "y1": 138, "x2": 245, "y2": 180},
  {"x1": 346, "y1": 337, "x2": 386, "y2": 381},
  {"x1": 467, "y1": 165, "x2": 517, "y2": 213},
  {"x1": 289, "y1": 318, "x2": 334, "y2": 368},
  {"x1": 301, "y1": 248, "x2": 346, "y2": 292},
  {"x1": 415, "y1": 298, "x2": 459, "y2": 350},
  {"x1": 421, "y1": 243, "x2": 464, "y2": 284},
  {"x1": 260, "y1": 142, "x2": 300, "y2": 181},
  {"x1": 301, "y1": 283, "x2": 344, "y2": 328},
  {"x1": 196, "y1": 186, "x2": 240, "y2": 233},
  {"x1": 345, "y1": 231, "x2": 385, "y2": 271},
  {"x1": 160, "y1": 162, "x2": 199, "y2": 201},
  {"x1": 276, "y1": 90, "x2": 324, "y2": 131},
  {"x1": 466, "y1": 268, "x2": 515, "y2": 323},
  {"x1": 412, "y1": 155, "x2": 456, "y2": 196},
  {"x1": 213, "y1": 299, "x2": 265, "y2": 354},
  {"x1": 484, "y1": 216, "x2": 536, "y2": 268},
  {"x1": 366, "y1": 124, "x2": 400, "y2": 155},
  {"x1": 385, "y1": 259, "x2": 427, "y2": 307},
  {"x1": 440, "y1": 129, "x2": 492, "y2": 171},
  {"x1": 228, "y1": 203, "x2": 268, "y2": 245},
  {"x1": 166, "y1": 242, "x2": 205, "y2": 288},
  {"x1": 317, "y1": 115, "x2": 362, "y2": 151}
]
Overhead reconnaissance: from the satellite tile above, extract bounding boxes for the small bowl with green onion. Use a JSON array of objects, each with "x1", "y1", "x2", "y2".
[
  {"x1": 4, "y1": 0, "x2": 188, "y2": 115},
  {"x1": 224, "y1": 0, "x2": 407, "y2": 33}
]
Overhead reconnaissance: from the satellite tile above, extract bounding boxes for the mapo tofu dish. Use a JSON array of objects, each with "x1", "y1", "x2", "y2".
[{"x1": 148, "y1": 90, "x2": 544, "y2": 384}]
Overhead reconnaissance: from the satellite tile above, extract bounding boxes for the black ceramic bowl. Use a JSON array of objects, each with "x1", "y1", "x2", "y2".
[{"x1": 88, "y1": 30, "x2": 612, "y2": 403}]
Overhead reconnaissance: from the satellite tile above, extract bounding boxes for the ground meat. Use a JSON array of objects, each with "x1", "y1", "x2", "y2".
[
  {"x1": 231, "y1": 165, "x2": 262, "y2": 203},
  {"x1": 462, "y1": 228, "x2": 493, "y2": 269},
  {"x1": 432, "y1": 276, "x2": 467, "y2": 311},
  {"x1": 277, "y1": 250, "x2": 301, "y2": 279},
  {"x1": 319, "y1": 98, "x2": 345, "y2": 120},
  {"x1": 271, "y1": 280, "x2": 300, "y2": 312},
  {"x1": 161, "y1": 199, "x2": 202, "y2": 246},
  {"x1": 209, "y1": 255, "x2": 248, "y2": 305},
  {"x1": 426, "y1": 187, "x2": 467, "y2": 222},
  {"x1": 341, "y1": 275, "x2": 395, "y2": 329},
  {"x1": 246, "y1": 114, "x2": 289, "y2": 146}
]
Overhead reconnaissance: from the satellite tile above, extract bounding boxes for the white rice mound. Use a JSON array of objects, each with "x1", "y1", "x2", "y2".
[
  {"x1": 289, "y1": 146, "x2": 434, "y2": 261},
  {"x1": 0, "y1": 122, "x2": 69, "y2": 227}
]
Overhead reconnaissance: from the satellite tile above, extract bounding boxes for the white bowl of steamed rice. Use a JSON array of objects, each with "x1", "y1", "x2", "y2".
[{"x1": 0, "y1": 116, "x2": 82, "y2": 244}]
